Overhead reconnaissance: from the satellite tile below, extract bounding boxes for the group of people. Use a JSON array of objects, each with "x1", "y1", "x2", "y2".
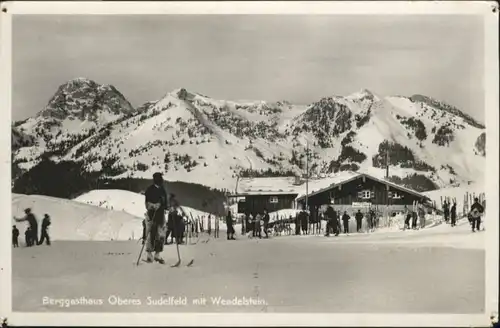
[
  {"x1": 441, "y1": 200, "x2": 458, "y2": 227},
  {"x1": 402, "y1": 204, "x2": 428, "y2": 230},
  {"x1": 324, "y1": 207, "x2": 378, "y2": 236},
  {"x1": 242, "y1": 210, "x2": 271, "y2": 239},
  {"x1": 12, "y1": 208, "x2": 52, "y2": 247}
]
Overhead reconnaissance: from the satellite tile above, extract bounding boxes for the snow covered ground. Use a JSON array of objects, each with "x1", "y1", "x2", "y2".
[
  {"x1": 12, "y1": 224, "x2": 484, "y2": 313},
  {"x1": 12, "y1": 193, "x2": 143, "y2": 241},
  {"x1": 74, "y1": 189, "x2": 234, "y2": 232},
  {"x1": 11, "y1": 191, "x2": 485, "y2": 313}
]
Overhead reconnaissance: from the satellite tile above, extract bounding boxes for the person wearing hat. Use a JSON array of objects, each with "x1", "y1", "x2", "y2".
[
  {"x1": 469, "y1": 197, "x2": 484, "y2": 232},
  {"x1": 38, "y1": 214, "x2": 51, "y2": 245},
  {"x1": 14, "y1": 208, "x2": 39, "y2": 246},
  {"x1": 144, "y1": 172, "x2": 168, "y2": 263}
]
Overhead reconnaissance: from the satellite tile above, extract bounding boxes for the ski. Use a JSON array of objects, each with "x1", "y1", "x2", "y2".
[{"x1": 140, "y1": 258, "x2": 194, "y2": 267}]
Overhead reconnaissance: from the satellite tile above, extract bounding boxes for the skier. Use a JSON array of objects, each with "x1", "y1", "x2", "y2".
[
  {"x1": 226, "y1": 210, "x2": 236, "y2": 240},
  {"x1": 403, "y1": 206, "x2": 411, "y2": 230},
  {"x1": 355, "y1": 210, "x2": 363, "y2": 233},
  {"x1": 12, "y1": 225, "x2": 19, "y2": 248},
  {"x1": 325, "y1": 205, "x2": 339, "y2": 237},
  {"x1": 342, "y1": 211, "x2": 350, "y2": 234},
  {"x1": 367, "y1": 209, "x2": 374, "y2": 231},
  {"x1": 38, "y1": 214, "x2": 51, "y2": 245},
  {"x1": 411, "y1": 211, "x2": 418, "y2": 230},
  {"x1": 450, "y1": 202, "x2": 457, "y2": 227},
  {"x1": 469, "y1": 197, "x2": 484, "y2": 232},
  {"x1": 263, "y1": 209, "x2": 270, "y2": 238},
  {"x1": 14, "y1": 208, "x2": 39, "y2": 246},
  {"x1": 25, "y1": 227, "x2": 32, "y2": 247},
  {"x1": 443, "y1": 200, "x2": 450, "y2": 223},
  {"x1": 418, "y1": 204, "x2": 426, "y2": 229},
  {"x1": 144, "y1": 172, "x2": 168, "y2": 264},
  {"x1": 300, "y1": 210, "x2": 308, "y2": 235},
  {"x1": 169, "y1": 194, "x2": 185, "y2": 244},
  {"x1": 254, "y1": 212, "x2": 263, "y2": 238}
]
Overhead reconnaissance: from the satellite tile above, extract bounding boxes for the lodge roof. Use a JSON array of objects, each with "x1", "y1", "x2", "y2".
[
  {"x1": 295, "y1": 171, "x2": 431, "y2": 202},
  {"x1": 233, "y1": 176, "x2": 300, "y2": 197}
]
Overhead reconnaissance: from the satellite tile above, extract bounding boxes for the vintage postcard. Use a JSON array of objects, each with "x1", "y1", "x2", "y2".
[{"x1": 0, "y1": 1, "x2": 498, "y2": 326}]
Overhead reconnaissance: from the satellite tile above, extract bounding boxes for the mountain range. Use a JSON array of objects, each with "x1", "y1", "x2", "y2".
[{"x1": 12, "y1": 78, "x2": 486, "y2": 192}]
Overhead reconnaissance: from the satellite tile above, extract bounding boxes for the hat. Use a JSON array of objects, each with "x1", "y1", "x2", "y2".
[
  {"x1": 24, "y1": 208, "x2": 31, "y2": 213},
  {"x1": 44, "y1": 214, "x2": 49, "y2": 218},
  {"x1": 153, "y1": 172, "x2": 163, "y2": 179}
]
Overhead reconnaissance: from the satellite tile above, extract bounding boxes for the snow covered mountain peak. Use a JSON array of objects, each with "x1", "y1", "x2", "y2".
[
  {"x1": 12, "y1": 80, "x2": 486, "y2": 193},
  {"x1": 37, "y1": 77, "x2": 134, "y2": 121}
]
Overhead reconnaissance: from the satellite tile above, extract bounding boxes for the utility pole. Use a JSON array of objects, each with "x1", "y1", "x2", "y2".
[
  {"x1": 305, "y1": 142, "x2": 309, "y2": 212},
  {"x1": 385, "y1": 146, "x2": 389, "y2": 178},
  {"x1": 386, "y1": 145, "x2": 390, "y2": 207}
]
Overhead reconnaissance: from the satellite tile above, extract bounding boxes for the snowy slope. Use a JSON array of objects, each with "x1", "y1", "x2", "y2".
[
  {"x1": 12, "y1": 193, "x2": 142, "y2": 241},
  {"x1": 13, "y1": 81, "x2": 485, "y2": 193},
  {"x1": 74, "y1": 189, "x2": 216, "y2": 221}
]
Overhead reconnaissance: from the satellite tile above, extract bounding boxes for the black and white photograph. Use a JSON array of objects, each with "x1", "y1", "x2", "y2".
[{"x1": 1, "y1": 1, "x2": 498, "y2": 326}]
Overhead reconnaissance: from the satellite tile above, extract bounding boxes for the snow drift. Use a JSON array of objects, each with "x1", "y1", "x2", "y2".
[{"x1": 12, "y1": 193, "x2": 143, "y2": 242}]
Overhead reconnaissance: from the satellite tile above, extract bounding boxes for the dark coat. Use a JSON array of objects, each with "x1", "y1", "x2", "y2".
[
  {"x1": 342, "y1": 214, "x2": 350, "y2": 222},
  {"x1": 355, "y1": 212, "x2": 363, "y2": 221},
  {"x1": 42, "y1": 217, "x2": 51, "y2": 230},
  {"x1": 145, "y1": 184, "x2": 167, "y2": 224}
]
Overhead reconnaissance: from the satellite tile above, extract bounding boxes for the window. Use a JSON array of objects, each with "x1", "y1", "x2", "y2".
[
  {"x1": 392, "y1": 192, "x2": 402, "y2": 199},
  {"x1": 358, "y1": 190, "x2": 374, "y2": 199},
  {"x1": 269, "y1": 196, "x2": 279, "y2": 203}
]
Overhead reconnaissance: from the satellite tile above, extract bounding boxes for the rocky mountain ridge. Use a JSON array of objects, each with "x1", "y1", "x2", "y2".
[{"x1": 12, "y1": 78, "x2": 486, "y2": 192}]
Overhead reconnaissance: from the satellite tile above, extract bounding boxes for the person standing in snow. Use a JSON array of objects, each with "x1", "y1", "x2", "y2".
[
  {"x1": 14, "y1": 208, "x2": 39, "y2": 246},
  {"x1": 263, "y1": 209, "x2": 270, "y2": 238},
  {"x1": 254, "y1": 212, "x2": 263, "y2": 238},
  {"x1": 38, "y1": 214, "x2": 51, "y2": 245},
  {"x1": 25, "y1": 227, "x2": 32, "y2": 247},
  {"x1": 342, "y1": 211, "x2": 350, "y2": 234},
  {"x1": 226, "y1": 210, "x2": 236, "y2": 240},
  {"x1": 325, "y1": 206, "x2": 339, "y2": 237},
  {"x1": 411, "y1": 211, "x2": 418, "y2": 230},
  {"x1": 355, "y1": 210, "x2": 363, "y2": 233},
  {"x1": 144, "y1": 172, "x2": 168, "y2": 263},
  {"x1": 418, "y1": 204, "x2": 426, "y2": 229},
  {"x1": 443, "y1": 200, "x2": 450, "y2": 224},
  {"x1": 369, "y1": 209, "x2": 376, "y2": 231},
  {"x1": 168, "y1": 194, "x2": 185, "y2": 244},
  {"x1": 450, "y1": 202, "x2": 457, "y2": 227},
  {"x1": 12, "y1": 225, "x2": 19, "y2": 248},
  {"x1": 469, "y1": 197, "x2": 484, "y2": 232}
]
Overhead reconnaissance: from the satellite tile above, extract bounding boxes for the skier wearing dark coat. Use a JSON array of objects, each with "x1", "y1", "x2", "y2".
[
  {"x1": 450, "y1": 202, "x2": 457, "y2": 227},
  {"x1": 411, "y1": 211, "x2": 418, "y2": 230},
  {"x1": 144, "y1": 172, "x2": 168, "y2": 263},
  {"x1": 470, "y1": 198, "x2": 484, "y2": 232},
  {"x1": 263, "y1": 210, "x2": 270, "y2": 238},
  {"x1": 12, "y1": 225, "x2": 19, "y2": 248},
  {"x1": 443, "y1": 201, "x2": 450, "y2": 223},
  {"x1": 300, "y1": 211, "x2": 309, "y2": 235},
  {"x1": 355, "y1": 210, "x2": 363, "y2": 233},
  {"x1": 342, "y1": 211, "x2": 350, "y2": 234},
  {"x1": 325, "y1": 206, "x2": 339, "y2": 236},
  {"x1": 38, "y1": 214, "x2": 51, "y2": 245},
  {"x1": 14, "y1": 208, "x2": 39, "y2": 246},
  {"x1": 295, "y1": 213, "x2": 301, "y2": 235},
  {"x1": 226, "y1": 210, "x2": 236, "y2": 240}
]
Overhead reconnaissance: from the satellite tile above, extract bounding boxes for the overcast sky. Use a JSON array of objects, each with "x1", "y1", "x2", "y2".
[{"x1": 12, "y1": 14, "x2": 484, "y2": 122}]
